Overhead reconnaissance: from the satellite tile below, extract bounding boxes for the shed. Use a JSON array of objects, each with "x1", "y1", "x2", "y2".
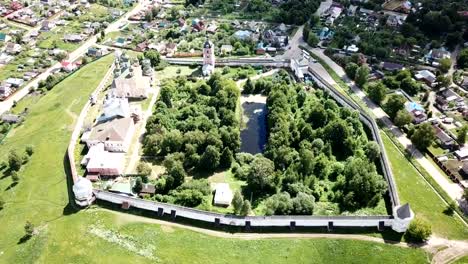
[
  {"x1": 455, "y1": 148, "x2": 468, "y2": 160},
  {"x1": 213, "y1": 183, "x2": 233, "y2": 207}
]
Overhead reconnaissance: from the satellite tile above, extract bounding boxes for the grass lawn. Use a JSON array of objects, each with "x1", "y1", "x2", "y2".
[
  {"x1": 156, "y1": 66, "x2": 201, "y2": 80},
  {"x1": 35, "y1": 209, "x2": 429, "y2": 264},
  {"x1": 381, "y1": 132, "x2": 468, "y2": 240},
  {"x1": 454, "y1": 256, "x2": 468, "y2": 264},
  {"x1": 0, "y1": 54, "x2": 114, "y2": 262}
]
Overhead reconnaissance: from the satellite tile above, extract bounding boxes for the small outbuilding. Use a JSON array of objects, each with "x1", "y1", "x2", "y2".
[{"x1": 213, "y1": 183, "x2": 233, "y2": 207}]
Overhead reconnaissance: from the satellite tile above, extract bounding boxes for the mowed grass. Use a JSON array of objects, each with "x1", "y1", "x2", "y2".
[
  {"x1": 0, "y1": 55, "x2": 430, "y2": 262},
  {"x1": 37, "y1": 209, "x2": 429, "y2": 264},
  {"x1": 0, "y1": 55, "x2": 114, "y2": 262},
  {"x1": 381, "y1": 133, "x2": 468, "y2": 240}
]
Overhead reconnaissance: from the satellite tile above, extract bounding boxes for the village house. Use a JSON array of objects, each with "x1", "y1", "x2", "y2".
[
  {"x1": 63, "y1": 34, "x2": 83, "y2": 43},
  {"x1": 386, "y1": 15, "x2": 404, "y2": 27},
  {"x1": 414, "y1": 70, "x2": 436, "y2": 86},
  {"x1": 436, "y1": 88, "x2": 464, "y2": 111},
  {"x1": 139, "y1": 183, "x2": 156, "y2": 197},
  {"x1": 381, "y1": 61, "x2": 405, "y2": 72},
  {"x1": 434, "y1": 126, "x2": 455, "y2": 149},
  {"x1": 4, "y1": 42, "x2": 21, "y2": 54},
  {"x1": 87, "y1": 47, "x2": 104, "y2": 57},
  {"x1": 382, "y1": 0, "x2": 412, "y2": 13},
  {"x1": 405, "y1": 102, "x2": 427, "y2": 124},
  {"x1": 61, "y1": 61, "x2": 77, "y2": 72},
  {"x1": 426, "y1": 48, "x2": 451, "y2": 62},
  {"x1": 40, "y1": 20, "x2": 55, "y2": 31},
  {"x1": 0, "y1": 83, "x2": 14, "y2": 99},
  {"x1": 5, "y1": 77, "x2": 24, "y2": 87},
  {"x1": 86, "y1": 117, "x2": 135, "y2": 152},
  {"x1": 455, "y1": 147, "x2": 468, "y2": 161}
]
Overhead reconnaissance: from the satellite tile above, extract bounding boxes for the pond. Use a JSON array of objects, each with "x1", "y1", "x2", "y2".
[{"x1": 240, "y1": 96, "x2": 267, "y2": 154}]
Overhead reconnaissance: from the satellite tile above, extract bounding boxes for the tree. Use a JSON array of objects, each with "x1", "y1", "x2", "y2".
[
  {"x1": 341, "y1": 157, "x2": 387, "y2": 209},
  {"x1": 457, "y1": 126, "x2": 468, "y2": 145},
  {"x1": 345, "y1": 62, "x2": 359, "y2": 80},
  {"x1": 438, "y1": 58, "x2": 451, "y2": 73},
  {"x1": 306, "y1": 33, "x2": 319, "y2": 47},
  {"x1": 220, "y1": 147, "x2": 233, "y2": 168},
  {"x1": 394, "y1": 109, "x2": 412, "y2": 128},
  {"x1": 133, "y1": 177, "x2": 143, "y2": 193},
  {"x1": 168, "y1": 162, "x2": 186, "y2": 188},
  {"x1": 136, "y1": 162, "x2": 152, "y2": 176},
  {"x1": 411, "y1": 123, "x2": 436, "y2": 150},
  {"x1": 354, "y1": 65, "x2": 369, "y2": 87},
  {"x1": 457, "y1": 48, "x2": 468, "y2": 69},
  {"x1": 240, "y1": 200, "x2": 251, "y2": 216},
  {"x1": 143, "y1": 50, "x2": 161, "y2": 67},
  {"x1": 247, "y1": 156, "x2": 276, "y2": 191},
  {"x1": 8, "y1": 150, "x2": 22, "y2": 172},
  {"x1": 232, "y1": 190, "x2": 243, "y2": 215},
  {"x1": 384, "y1": 94, "x2": 406, "y2": 119},
  {"x1": 199, "y1": 145, "x2": 220, "y2": 170},
  {"x1": 435, "y1": 75, "x2": 451, "y2": 89},
  {"x1": 291, "y1": 192, "x2": 314, "y2": 215},
  {"x1": 367, "y1": 82, "x2": 387, "y2": 105},
  {"x1": 24, "y1": 221, "x2": 34, "y2": 238},
  {"x1": 406, "y1": 218, "x2": 432, "y2": 242},
  {"x1": 365, "y1": 141, "x2": 380, "y2": 161},
  {"x1": 463, "y1": 188, "x2": 468, "y2": 200},
  {"x1": 25, "y1": 145, "x2": 34, "y2": 156},
  {"x1": 243, "y1": 78, "x2": 254, "y2": 94},
  {"x1": 400, "y1": 78, "x2": 420, "y2": 96}
]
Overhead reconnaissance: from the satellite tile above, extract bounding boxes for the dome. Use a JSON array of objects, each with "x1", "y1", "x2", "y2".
[{"x1": 73, "y1": 177, "x2": 93, "y2": 200}]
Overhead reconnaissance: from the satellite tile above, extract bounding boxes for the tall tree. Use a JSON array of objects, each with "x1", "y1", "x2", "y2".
[
  {"x1": 232, "y1": 190, "x2": 243, "y2": 215},
  {"x1": 354, "y1": 65, "x2": 369, "y2": 87},
  {"x1": 367, "y1": 82, "x2": 387, "y2": 105},
  {"x1": 457, "y1": 126, "x2": 468, "y2": 145},
  {"x1": 240, "y1": 200, "x2": 251, "y2": 216},
  {"x1": 411, "y1": 123, "x2": 436, "y2": 150},
  {"x1": 394, "y1": 109, "x2": 412, "y2": 128},
  {"x1": 384, "y1": 94, "x2": 406, "y2": 119}
]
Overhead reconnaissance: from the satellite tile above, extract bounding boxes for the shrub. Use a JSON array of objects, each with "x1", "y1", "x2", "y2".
[{"x1": 406, "y1": 218, "x2": 432, "y2": 243}]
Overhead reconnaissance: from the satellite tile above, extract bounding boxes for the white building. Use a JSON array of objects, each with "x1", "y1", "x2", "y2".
[
  {"x1": 73, "y1": 177, "x2": 94, "y2": 206},
  {"x1": 213, "y1": 183, "x2": 233, "y2": 207},
  {"x1": 202, "y1": 38, "x2": 215, "y2": 76},
  {"x1": 86, "y1": 117, "x2": 135, "y2": 152},
  {"x1": 391, "y1": 203, "x2": 414, "y2": 233}
]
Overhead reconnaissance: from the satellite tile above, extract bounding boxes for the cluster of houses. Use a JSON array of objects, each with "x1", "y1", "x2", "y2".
[
  {"x1": 80, "y1": 51, "x2": 150, "y2": 181},
  {"x1": 0, "y1": 1, "x2": 23, "y2": 17}
]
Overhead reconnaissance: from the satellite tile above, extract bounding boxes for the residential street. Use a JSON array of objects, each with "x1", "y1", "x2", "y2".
[
  {"x1": 0, "y1": 0, "x2": 148, "y2": 116},
  {"x1": 308, "y1": 48, "x2": 464, "y2": 200}
]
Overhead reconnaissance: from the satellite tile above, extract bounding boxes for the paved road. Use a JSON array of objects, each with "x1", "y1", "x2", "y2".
[
  {"x1": 309, "y1": 48, "x2": 464, "y2": 200},
  {"x1": 0, "y1": 0, "x2": 148, "y2": 116}
]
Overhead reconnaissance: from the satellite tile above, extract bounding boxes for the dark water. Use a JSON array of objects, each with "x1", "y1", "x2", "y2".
[{"x1": 240, "y1": 102, "x2": 267, "y2": 154}]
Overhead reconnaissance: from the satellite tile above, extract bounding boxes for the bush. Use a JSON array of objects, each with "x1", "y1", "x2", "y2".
[
  {"x1": 25, "y1": 145, "x2": 34, "y2": 156},
  {"x1": 406, "y1": 218, "x2": 432, "y2": 243}
]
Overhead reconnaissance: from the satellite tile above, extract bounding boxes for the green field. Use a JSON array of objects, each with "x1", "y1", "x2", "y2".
[
  {"x1": 381, "y1": 133, "x2": 468, "y2": 240},
  {"x1": 0, "y1": 53, "x2": 432, "y2": 263}
]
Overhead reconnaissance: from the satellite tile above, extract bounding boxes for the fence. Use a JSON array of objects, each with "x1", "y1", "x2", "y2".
[{"x1": 94, "y1": 189, "x2": 394, "y2": 229}]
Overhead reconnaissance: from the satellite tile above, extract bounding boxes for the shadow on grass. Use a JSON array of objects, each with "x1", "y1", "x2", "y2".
[
  {"x1": 4, "y1": 182, "x2": 17, "y2": 191},
  {"x1": 17, "y1": 234, "x2": 32, "y2": 245}
]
